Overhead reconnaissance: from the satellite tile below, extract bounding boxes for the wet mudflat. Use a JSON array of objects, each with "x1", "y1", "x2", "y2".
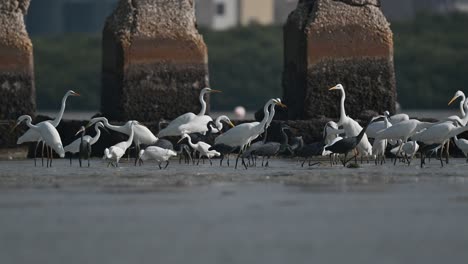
[{"x1": 0, "y1": 158, "x2": 468, "y2": 264}]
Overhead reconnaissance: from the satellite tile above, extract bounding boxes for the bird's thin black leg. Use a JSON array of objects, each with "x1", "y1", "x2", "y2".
[
  {"x1": 34, "y1": 141, "x2": 40, "y2": 167},
  {"x1": 79, "y1": 156, "x2": 82, "y2": 168},
  {"x1": 41, "y1": 142, "x2": 45, "y2": 167},
  {"x1": 165, "y1": 161, "x2": 169, "y2": 169}
]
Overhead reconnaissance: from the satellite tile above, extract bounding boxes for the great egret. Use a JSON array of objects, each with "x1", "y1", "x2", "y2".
[
  {"x1": 13, "y1": 115, "x2": 65, "y2": 167},
  {"x1": 447, "y1": 90, "x2": 468, "y2": 126},
  {"x1": 64, "y1": 122, "x2": 105, "y2": 166},
  {"x1": 454, "y1": 135, "x2": 468, "y2": 162},
  {"x1": 329, "y1": 84, "x2": 372, "y2": 158},
  {"x1": 448, "y1": 90, "x2": 466, "y2": 117},
  {"x1": 411, "y1": 120, "x2": 468, "y2": 166},
  {"x1": 178, "y1": 134, "x2": 220, "y2": 165},
  {"x1": 158, "y1": 88, "x2": 221, "y2": 137},
  {"x1": 103, "y1": 121, "x2": 136, "y2": 167},
  {"x1": 17, "y1": 90, "x2": 79, "y2": 165},
  {"x1": 137, "y1": 146, "x2": 177, "y2": 169},
  {"x1": 323, "y1": 121, "x2": 343, "y2": 145},
  {"x1": 213, "y1": 98, "x2": 286, "y2": 169},
  {"x1": 88, "y1": 117, "x2": 160, "y2": 164},
  {"x1": 324, "y1": 120, "x2": 373, "y2": 167}
]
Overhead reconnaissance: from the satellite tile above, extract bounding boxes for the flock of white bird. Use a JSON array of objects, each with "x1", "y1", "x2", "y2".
[{"x1": 11, "y1": 85, "x2": 468, "y2": 169}]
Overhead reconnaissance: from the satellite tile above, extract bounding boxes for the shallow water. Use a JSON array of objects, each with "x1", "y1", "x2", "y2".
[{"x1": 1, "y1": 159, "x2": 468, "y2": 263}]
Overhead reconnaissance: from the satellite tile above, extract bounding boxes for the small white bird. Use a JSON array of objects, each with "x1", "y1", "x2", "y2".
[
  {"x1": 13, "y1": 115, "x2": 65, "y2": 166},
  {"x1": 64, "y1": 122, "x2": 105, "y2": 166},
  {"x1": 103, "y1": 121, "x2": 136, "y2": 167},
  {"x1": 179, "y1": 133, "x2": 220, "y2": 165},
  {"x1": 137, "y1": 146, "x2": 177, "y2": 169}
]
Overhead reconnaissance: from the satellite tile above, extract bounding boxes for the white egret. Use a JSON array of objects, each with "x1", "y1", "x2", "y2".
[
  {"x1": 454, "y1": 135, "x2": 468, "y2": 162},
  {"x1": 411, "y1": 120, "x2": 468, "y2": 166},
  {"x1": 88, "y1": 117, "x2": 160, "y2": 165},
  {"x1": 323, "y1": 121, "x2": 344, "y2": 145},
  {"x1": 158, "y1": 87, "x2": 221, "y2": 137},
  {"x1": 375, "y1": 118, "x2": 434, "y2": 164},
  {"x1": 137, "y1": 146, "x2": 177, "y2": 169},
  {"x1": 447, "y1": 90, "x2": 468, "y2": 126},
  {"x1": 103, "y1": 121, "x2": 136, "y2": 167},
  {"x1": 64, "y1": 122, "x2": 105, "y2": 166},
  {"x1": 13, "y1": 115, "x2": 65, "y2": 166},
  {"x1": 329, "y1": 84, "x2": 372, "y2": 158},
  {"x1": 178, "y1": 134, "x2": 220, "y2": 165},
  {"x1": 213, "y1": 99, "x2": 286, "y2": 169},
  {"x1": 388, "y1": 113, "x2": 409, "y2": 125},
  {"x1": 17, "y1": 90, "x2": 80, "y2": 165}
]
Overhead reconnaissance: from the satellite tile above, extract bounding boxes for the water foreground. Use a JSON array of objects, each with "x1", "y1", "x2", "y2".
[{"x1": 1, "y1": 159, "x2": 468, "y2": 263}]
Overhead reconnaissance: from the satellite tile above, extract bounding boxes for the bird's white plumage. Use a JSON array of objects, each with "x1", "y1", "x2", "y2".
[
  {"x1": 103, "y1": 122, "x2": 136, "y2": 165},
  {"x1": 214, "y1": 99, "x2": 281, "y2": 150},
  {"x1": 16, "y1": 115, "x2": 65, "y2": 158},
  {"x1": 89, "y1": 117, "x2": 157, "y2": 145},
  {"x1": 454, "y1": 135, "x2": 468, "y2": 158},
  {"x1": 17, "y1": 90, "x2": 79, "y2": 145},
  {"x1": 64, "y1": 122, "x2": 104, "y2": 154},
  {"x1": 329, "y1": 84, "x2": 372, "y2": 156},
  {"x1": 139, "y1": 146, "x2": 177, "y2": 163},
  {"x1": 158, "y1": 88, "x2": 220, "y2": 137},
  {"x1": 181, "y1": 134, "x2": 220, "y2": 159}
]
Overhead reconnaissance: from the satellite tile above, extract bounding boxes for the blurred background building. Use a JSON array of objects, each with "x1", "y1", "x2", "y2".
[{"x1": 26, "y1": 0, "x2": 468, "y2": 35}]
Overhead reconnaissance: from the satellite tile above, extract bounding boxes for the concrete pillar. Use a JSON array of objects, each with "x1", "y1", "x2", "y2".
[
  {"x1": 101, "y1": 0, "x2": 209, "y2": 121},
  {"x1": 0, "y1": 0, "x2": 35, "y2": 120},
  {"x1": 282, "y1": 0, "x2": 396, "y2": 120}
]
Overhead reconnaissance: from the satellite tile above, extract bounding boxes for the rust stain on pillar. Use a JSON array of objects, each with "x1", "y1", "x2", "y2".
[
  {"x1": 0, "y1": 0, "x2": 35, "y2": 120},
  {"x1": 101, "y1": 0, "x2": 209, "y2": 121},
  {"x1": 282, "y1": 0, "x2": 396, "y2": 120}
]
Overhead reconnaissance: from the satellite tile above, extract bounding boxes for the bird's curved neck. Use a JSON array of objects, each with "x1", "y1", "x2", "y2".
[
  {"x1": 25, "y1": 118, "x2": 38, "y2": 129},
  {"x1": 186, "y1": 136, "x2": 197, "y2": 149},
  {"x1": 99, "y1": 118, "x2": 125, "y2": 133},
  {"x1": 450, "y1": 125, "x2": 468, "y2": 138},
  {"x1": 90, "y1": 126, "x2": 102, "y2": 145},
  {"x1": 51, "y1": 93, "x2": 71, "y2": 127},
  {"x1": 198, "y1": 91, "x2": 207, "y2": 116},
  {"x1": 460, "y1": 95, "x2": 466, "y2": 117},
  {"x1": 280, "y1": 128, "x2": 288, "y2": 145},
  {"x1": 126, "y1": 126, "x2": 135, "y2": 147},
  {"x1": 214, "y1": 118, "x2": 223, "y2": 131},
  {"x1": 266, "y1": 104, "x2": 276, "y2": 129},
  {"x1": 259, "y1": 102, "x2": 272, "y2": 129},
  {"x1": 339, "y1": 89, "x2": 346, "y2": 123}
]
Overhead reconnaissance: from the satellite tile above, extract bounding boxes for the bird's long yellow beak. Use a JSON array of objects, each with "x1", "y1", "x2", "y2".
[
  {"x1": 276, "y1": 102, "x2": 287, "y2": 108},
  {"x1": 210, "y1": 89, "x2": 222, "y2": 93},
  {"x1": 177, "y1": 138, "x2": 184, "y2": 144},
  {"x1": 329, "y1": 86, "x2": 338, "y2": 91},
  {"x1": 85, "y1": 121, "x2": 93, "y2": 128},
  {"x1": 72, "y1": 91, "x2": 80, "y2": 96},
  {"x1": 448, "y1": 95, "x2": 459, "y2": 106},
  {"x1": 9, "y1": 122, "x2": 19, "y2": 134},
  {"x1": 228, "y1": 121, "x2": 235, "y2": 128},
  {"x1": 75, "y1": 127, "x2": 86, "y2": 136}
]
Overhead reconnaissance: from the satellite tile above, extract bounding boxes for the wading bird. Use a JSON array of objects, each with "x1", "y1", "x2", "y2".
[
  {"x1": 17, "y1": 90, "x2": 79, "y2": 166},
  {"x1": 212, "y1": 98, "x2": 286, "y2": 169},
  {"x1": 13, "y1": 115, "x2": 65, "y2": 167},
  {"x1": 88, "y1": 117, "x2": 159, "y2": 165},
  {"x1": 64, "y1": 122, "x2": 105, "y2": 167},
  {"x1": 158, "y1": 88, "x2": 221, "y2": 137},
  {"x1": 324, "y1": 119, "x2": 373, "y2": 167},
  {"x1": 329, "y1": 84, "x2": 372, "y2": 159},
  {"x1": 103, "y1": 121, "x2": 136, "y2": 167},
  {"x1": 137, "y1": 146, "x2": 177, "y2": 169},
  {"x1": 178, "y1": 133, "x2": 220, "y2": 165}
]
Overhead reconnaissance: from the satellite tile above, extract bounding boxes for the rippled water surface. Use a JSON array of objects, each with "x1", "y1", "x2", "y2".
[{"x1": 1, "y1": 158, "x2": 468, "y2": 264}]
